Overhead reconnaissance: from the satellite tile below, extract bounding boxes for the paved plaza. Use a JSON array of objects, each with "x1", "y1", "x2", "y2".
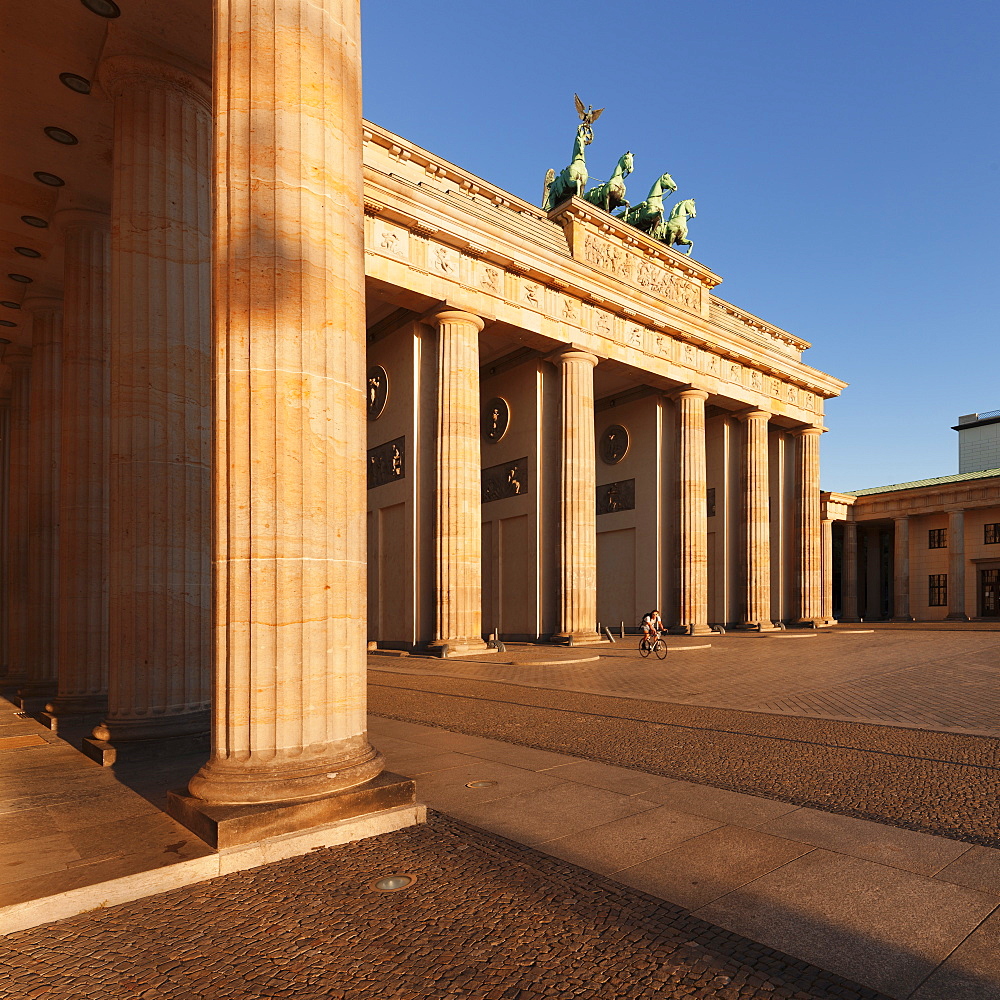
[{"x1": 2, "y1": 624, "x2": 1000, "y2": 999}]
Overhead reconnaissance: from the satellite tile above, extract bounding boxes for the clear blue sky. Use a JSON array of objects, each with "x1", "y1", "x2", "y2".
[{"x1": 361, "y1": 0, "x2": 999, "y2": 493}]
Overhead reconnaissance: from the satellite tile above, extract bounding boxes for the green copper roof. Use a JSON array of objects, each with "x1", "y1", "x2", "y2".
[{"x1": 846, "y1": 468, "x2": 1000, "y2": 496}]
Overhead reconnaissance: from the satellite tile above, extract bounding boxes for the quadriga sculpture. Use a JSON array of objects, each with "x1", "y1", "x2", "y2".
[
  {"x1": 542, "y1": 124, "x2": 591, "y2": 212},
  {"x1": 651, "y1": 198, "x2": 697, "y2": 255},
  {"x1": 583, "y1": 151, "x2": 634, "y2": 213},
  {"x1": 619, "y1": 172, "x2": 677, "y2": 233}
]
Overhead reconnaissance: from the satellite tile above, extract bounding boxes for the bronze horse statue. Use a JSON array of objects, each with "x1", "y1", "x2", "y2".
[
  {"x1": 542, "y1": 125, "x2": 590, "y2": 211},
  {"x1": 651, "y1": 198, "x2": 697, "y2": 255},
  {"x1": 583, "y1": 151, "x2": 634, "y2": 214},
  {"x1": 619, "y1": 172, "x2": 677, "y2": 234}
]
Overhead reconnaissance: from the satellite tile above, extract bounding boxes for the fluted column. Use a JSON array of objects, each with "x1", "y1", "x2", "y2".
[
  {"x1": 0, "y1": 364, "x2": 10, "y2": 675},
  {"x1": 739, "y1": 409, "x2": 773, "y2": 629},
  {"x1": 5, "y1": 348, "x2": 31, "y2": 681},
  {"x1": 820, "y1": 518, "x2": 835, "y2": 624},
  {"x1": 555, "y1": 349, "x2": 600, "y2": 643},
  {"x1": 430, "y1": 310, "x2": 487, "y2": 656},
  {"x1": 21, "y1": 298, "x2": 63, "y2": 699},
  {"x1": 946, "y1": 509, "x2": 970, "y2": 620},
  {"x1": 45, "y1": 211, "x2": 111, "y2": 722},
  {"x1": 86, "y1": 56, "x2": 212, "y2": 760},
  {"x1": 841, "y1": 520, "x2": 859, "y2": 621},
  {"x1": 892, "y1": 516, "x2": 914, "y2": 621},
  {"x1": 676, "y1": 389, "x2": 712, "y2": 635},
  {"x1": 794, "y1": 426, "x2": 823, "y2": 623},
  {"x1": 177, "y1": 0, "x2": 388, "y2": 817}
]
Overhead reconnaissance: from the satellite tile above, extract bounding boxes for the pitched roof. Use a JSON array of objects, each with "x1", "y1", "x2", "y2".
[{"x1": 846, "y1": 468, "x2": 1000, "y2": 496}]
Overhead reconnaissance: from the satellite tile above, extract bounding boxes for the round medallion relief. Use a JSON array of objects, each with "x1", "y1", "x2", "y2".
[
  {"x1": 483, "y1": 397, "x2": 510, "y2": 443},
  {"x1": 367, "y1": 365, "x2": 388, "y2": 421},
  {"x1": 599, "y1": 424, "x2": 629, "y2": 465}
]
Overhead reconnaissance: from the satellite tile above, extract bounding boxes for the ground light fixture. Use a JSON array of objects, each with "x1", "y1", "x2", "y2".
[
  {"x1": 33, "y1": 172, "x2": 65, "y2": 187},
  {"x1": 369, "y1": 874, "x2": 416, "y2": 892},
  {"x1": 59, "y1": 73, "x2": 92, "y2": 94},
  {"x1": 20, "y1": 216, "x2": 48, "y2": 228},
  {"x1": 44, "y1": 126, "x2": 79, "y2": 145},
  {"x1": 81, "y1": 0, "x2": 121, "y2": 17},
  {"x1": 466, "y1": 780, "x2": 498, "y2": 788}
]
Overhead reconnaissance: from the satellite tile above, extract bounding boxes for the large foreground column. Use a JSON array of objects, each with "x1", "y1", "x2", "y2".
[
  {"x1": 794, "y1": 426, "x2": 823, "y2": 624},
  {"x1": 429, "y1": 310, "x2": 488, "y2": 656},
  {"x1": 946, "y1": 510, "x2": 970, "y2": 620},
  {"x1": 4, "y1": 348, "x2": 31, "y2": 682},
  {"x1": 676, "y1": 389, "x2": 712, "y2": 635},
  {"x1": 170, "y1": 0, "x2": 415, "y2": 849},
  {"x1": 45, "y1": 210, "x2": 111, "y2": 724},
  {"x1": 892, "y1": 516, "x2": 914, "y2": 621},
  {"x1": 739, "y1": 409, "x2": 774, "y2": 629},
  {"x1": 0, "y1": 364, "x2": 9, "y2": 676},
  {"x1": 555, "y1": 349, "x2": 601, "y2": 644},
  {"x1": 85, "y1": 56, "x2": 212, "y2": 762},
  {"x1": 21, "y1": 298, "x2": 62, "y2": 702},
  {"x1": 840, "y1": 520, "x2": 859, "y2": 622}
]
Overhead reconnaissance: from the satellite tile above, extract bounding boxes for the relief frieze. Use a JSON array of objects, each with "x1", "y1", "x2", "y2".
[
  {"x1": 368, "y1": 437, "x2": 405, "y2": 489},
  {"x1": 482, "y1": 457, "x2": 528, "y2": 503},
  {"x1": 597, "y1": 479, "x2": 635, "y2": 515}
]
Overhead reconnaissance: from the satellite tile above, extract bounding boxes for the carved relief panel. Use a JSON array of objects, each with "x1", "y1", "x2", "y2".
[
  {"x1": 482, "y1": 457, "x2": 528, "y2": 503},
  {"x1": 368, "y1": 437, "x2": 405, "y2": 489},
  {"x1": 597, "y1": 479, "x2": 635, "y2": 515}
]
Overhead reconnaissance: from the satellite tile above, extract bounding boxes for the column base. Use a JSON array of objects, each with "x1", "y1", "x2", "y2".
[
  {"x1": 946, "y1": 612, "x2": 972, "y2": 621},
  {"x1": 838, "y1": 616, "x2": 862, "y2": 623},
  {"x1": 550, "y1": 630, "x2": 605, "y2": 647},
  {"x1": 82, "y1": 731, "x2": 210, "y2": 767},
  {"x1": 736, "y1": 621, "x2": 780, "y2": 632},
  {"x1": 426, "y1": 638, "x2": 493, "y2": 658},
  {"x1": 891, "y1": 616, "x2": 915, "y2": 623},
  {"x1": 167, "y1": 770, "x2": 417, "y2": 849},
  {"x1": 17, "y1": 683, "x2": 58, "y2": 713},
  {"x1": 40, "y1": 695, "x2": 108, "y2": 731},
  {"x1": 674, "y1": 623, "x2": 715, "y2": 637}
]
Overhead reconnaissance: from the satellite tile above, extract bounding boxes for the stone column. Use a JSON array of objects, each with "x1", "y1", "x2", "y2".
[
  {"x1": 555, "y1": 349, "x2": 600, "y2": 644},
  {"x1": 892, "y1": 516, "x2": 914, "y2": 621},
  {"x1": 84, "y1": 56, "x2": 212, "y2": 763},
  {"x1": 946, "y1": 509, "x2": 970, "y2": 620},
  {"x1": 429, "y1": 310, "x2": 487, "y2": 657},
  {"x1": 738, "y1": 409, "x2": 773, "y2": 629},
  {"x1": 21, "y1": 298, "x2": 63, "y2": 703},
  {"x1": 841, "y1": 520, "x2": 860, "y2": 622},
  {"x1": 676, "y1": 389, "x2": 712, "y2": 635},
  {"x1": 169, "y1": 0, "x2": 415, "y2": 849},
  {"x1": 44, "y1": 211, "x2": 111, "y2": 725},
  {"x1": 820, "y1": 517, "x2": 835, "y2": 624},
  {"x1": 5, "y1": 348, "x2": 31, "y2": 682},
  {"x1": 0, "y1": 364, "x2": 10, "y2": 675},
  {"x1": 794, "y1": 426, "x2": 823, "y2": 624}
]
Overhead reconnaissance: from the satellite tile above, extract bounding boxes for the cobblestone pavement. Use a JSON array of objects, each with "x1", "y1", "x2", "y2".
[
  {"x1": 0, "y1": 813, "x2": 889, "y2": 1000},
  {"x1": 377, "y1": 627, "x2": 1000, "y2": 736},
  {"x1": 368, "y1": 668, "x2": 1000, "y2": 848}
]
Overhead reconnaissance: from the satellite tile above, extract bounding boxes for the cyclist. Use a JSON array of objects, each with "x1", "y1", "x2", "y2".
[{"x1": 641, "y1": 609, "x2": 663, "y2": 643}]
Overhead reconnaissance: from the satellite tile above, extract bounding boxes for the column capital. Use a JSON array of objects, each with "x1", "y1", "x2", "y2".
[
  {"x1": 22, "y1": 295, "x2": 63, "y2": 314},
  {"x1": 735, "y1": 407, "x2": 771, "y2": 423},
  {"x1": 552, "y1": 347, "x2": 598, "y2": 368},
  {"x1": 670, "y1": 386, "x2": 710, "y2": 402},
  {"x1": 98, "y1": 54, "x2": 211, "y2": 111},
  {"x1": 4, "y1": 344, "x2": 31, "y2": 369},
  {"x1": 893, "y1": 514, "x2": 909, "y2": 524},
  {"x1": 54, "y1": 207, "x2": 111, "y2": 233},
  {"x1": 792, "y1": 424, "x2": 826, "y2": 438},
  {"x1": 432, "y1": 309, "x2": 484, "y2": 333}
]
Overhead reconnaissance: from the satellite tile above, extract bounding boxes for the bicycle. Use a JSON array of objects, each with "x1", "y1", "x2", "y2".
[{"x1": 638, "y1": 629, "x2": 668, "y2": 660}]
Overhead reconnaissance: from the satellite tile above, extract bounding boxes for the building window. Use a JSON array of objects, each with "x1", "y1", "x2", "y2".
[
  {"x1": 928, "y1": 528, "x2": 947, "y2": 549},
  {"x1": 929, "y1": 574, "x2": 948, "y2": 606},
  {"x1": 707, "y1": 487, "x2": 716, "y2": 518},
  {"x1": 985, "y1": 523, "x2": 1000, "y2": 544}
]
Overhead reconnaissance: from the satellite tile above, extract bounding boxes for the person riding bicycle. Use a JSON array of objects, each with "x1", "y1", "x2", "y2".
[{"x1": 641, "y1": 609, "x2": 663, "y2": 643}]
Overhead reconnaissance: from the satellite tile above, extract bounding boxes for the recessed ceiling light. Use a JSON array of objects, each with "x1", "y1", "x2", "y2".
[
  {"x1": 21, "y1": 216, "x2": 48, "y2": 228},
  {"x1": 1, "y1": 301, "x2": 20, "y2": 309},
  {"x1": 8, "y1": 274, "x2": 33, "y2": 283},
  {"x1": 0, "y1": 321, "x2": 16, "y2": 329},
  {"x1": 44, "y1": 126, "x2": 78, "y2": 146},
  {"x1": 14, "y1": 248, "x2": 41, "y2": 259},
  {"x1": 0, "y1": 338, "x2": 11, "y2": 345},
  {"x1": 33, "y1": 171, "x2": 65, "y2": 187},
  {"x1": 80, "y1": 0, "x2": 121, "y2": 16},
  {"x1": 59, "y1": 73, "x2": 92, "y2": 95}
]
